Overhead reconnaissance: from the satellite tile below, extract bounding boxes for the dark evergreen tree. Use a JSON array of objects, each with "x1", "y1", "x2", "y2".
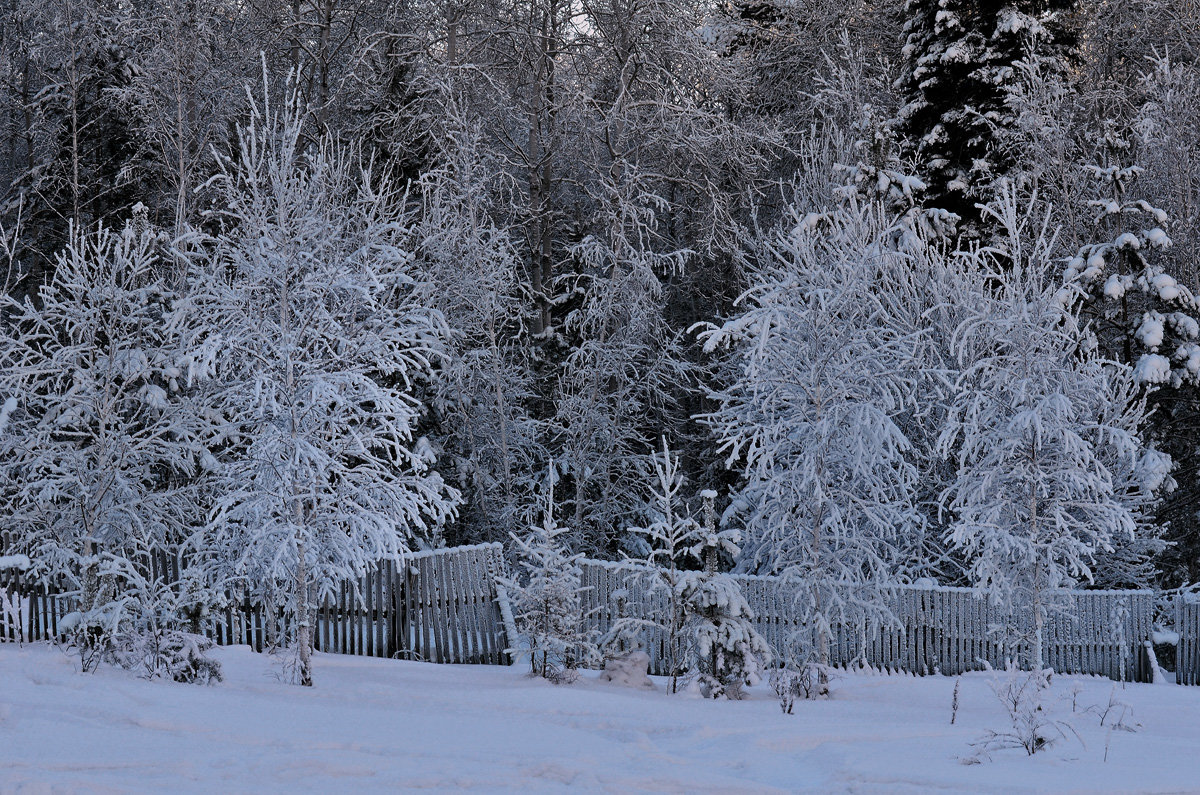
[
  {"x1": 895, "y1": 0, "x2": 1076, "y2": 232},
  {"x1": 1057, "y1": 148, "x2": 1200, "y2": 587}
]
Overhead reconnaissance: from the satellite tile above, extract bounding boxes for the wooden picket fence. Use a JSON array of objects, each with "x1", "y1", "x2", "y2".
[
  {"x1": 0, "y1": 542, "x2": 516, "y2": 666},
  {"x1": 308, "y1": 544, "x2": 514, "y2": 664},
  {"x1": 580, "y1": 559, "x2": 1156, "y2": 683},
  {"x1": 1179, "y1": 599, "x2": 1200, "y2": 686},
  {"x1": 2, "y1": 535, "x2": 1195, "y2": 685}
]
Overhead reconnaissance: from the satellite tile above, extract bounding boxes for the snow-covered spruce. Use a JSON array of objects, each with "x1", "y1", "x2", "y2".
[
  {"x1": 895, "y1": 0, "x2": 1074, "y2": 230},
  {"x1": 676, "y1": 566, "x2": 771, "y2": 700},
  {"x1": 1056, "y1": 155, "x2": 1199, "y2": 389}
]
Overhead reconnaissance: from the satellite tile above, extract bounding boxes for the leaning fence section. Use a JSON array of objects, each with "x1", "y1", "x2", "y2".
[
  {"x1": 579, "y1": 559, "x2": 1154, "y2": 683},
  {"x1": 1179, "y1": 599, "x2": 1200, "y2": 686},
  {"x1": 204, "y1": 543, "x2": 512, "y2": 664},
  {"x1": 310, "y1": 544, "x2": 511, "y2": 664},
  {"x1": 0, "y1": 542, "x2": 514, "y2": 666}
]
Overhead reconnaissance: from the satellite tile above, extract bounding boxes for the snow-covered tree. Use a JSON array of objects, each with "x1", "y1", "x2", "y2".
[
  {"x1": 701, "y1": 201, "x2": 923, "y2": 665},
  {"x1": 1134, "y1": 51, "x2": 1200, "y2": 296},
  {"x1": 415, "y1": 93, "x2": 545, "y2": 546},
  {"x1": 553, "y1": 184, "x2": 695, "y2": 552},
  {"x1": 1001, "y1": 36, "x2": 1096, "y2": 234},
  {"x1": 122, "y1": 0, "x2": 243, "y2": 241},
  {"x1": 1052, "y1": 150, "x2": 1200, "y2": 585},
  {"x1": 0, "y1": 218, "x2": 211, "y2": 663},
  {"x1": 940, "y1": 195, "x2": 1167, "y2": 671},
  {"x1": 621, "y1": 438, "x2": 705, "y2": 693},
  {"x1": 505, "y1": 478, "x2": 596, "y2": 682},
  {"x1": 895, "y1": 0, "x2": 1076, "y2": 232},
  {"x1": 1057, "y1": 158, "x2": 1195, "y2": 387},
  {"x1": 1075, "y1": 370, "x2": 1170, "y2": 589},
  {"x1": 676, "y1": 564, "x2": 771, "y2": 700},
  {"x1": 183, "y1": 87, "x2": 458, "y2": 686},
  {"x1": 13, "y1": 0, "x2": 149, "y2": 279},
  {"x1": 1129, "y1": 53, "x2": 1200, "y2": 585}
]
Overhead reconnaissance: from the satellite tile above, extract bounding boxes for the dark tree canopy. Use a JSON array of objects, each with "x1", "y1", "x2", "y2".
[{"x1": 896, "y1": 0, "x2": 1077, "y2": 230}]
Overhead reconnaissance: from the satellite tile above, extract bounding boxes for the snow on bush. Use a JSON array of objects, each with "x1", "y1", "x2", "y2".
[{"x1": 598, "y1": 651, "x2": 655, "y2": 690}]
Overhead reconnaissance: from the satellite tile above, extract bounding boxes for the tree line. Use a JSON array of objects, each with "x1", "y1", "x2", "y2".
[{"x1": 2, "y1": 0, "x2": 1200, "y2": 685}]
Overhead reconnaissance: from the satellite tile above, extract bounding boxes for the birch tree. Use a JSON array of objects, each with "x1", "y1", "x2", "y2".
[
  {"x1": 0, "y1": 218, "x2": 209, "y2": 643},
  {"x1": 701, "y1": 202, "x2": 923, "y2": 665},
  {"x1": 185, "y1": 88, "x2": 458, "y2": 685},
  {"x1": 940, "y1": 196, "x2": 1164, "y2": 672}
]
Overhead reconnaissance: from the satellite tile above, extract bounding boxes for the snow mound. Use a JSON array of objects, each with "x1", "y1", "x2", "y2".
[{"x1": 598, "y1": 651, "x2": 656, "y2": 690}]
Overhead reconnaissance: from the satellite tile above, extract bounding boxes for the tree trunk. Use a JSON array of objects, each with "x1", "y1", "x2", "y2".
[
  {"x1": 295, "y1": 540, "x2": 313, "y2": 686},
  {"x1": 1032, "y1": 561, "x2": 1045, "y2": 674}
]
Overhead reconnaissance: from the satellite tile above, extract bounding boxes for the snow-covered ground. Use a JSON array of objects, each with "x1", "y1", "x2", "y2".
[{"x1": 1, "y1": 644, "x2": 1198, "y2": 794}]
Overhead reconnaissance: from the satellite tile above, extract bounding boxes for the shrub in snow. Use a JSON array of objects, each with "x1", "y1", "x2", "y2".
[
  {"x1": 151, "y1": 631, "x2": 222, "y2": 685},
  {"x1": 102, "y1": 555, "x2": 222, "y2": 684},
  {"x1": 504, "y1": 483, "x2": 597, "y2": 682},
  {"x1": 110, "y1": 618, "x2": 222, "y2": 685},
  {"x1": 1087, "y1": 685, "x2": 1140, "y2": 735},
  {"x1": 598, "y1": 651, "x2": 654, "y2": 690},
  {"x1": 967, "y1": 664, "x2": 1080, "y2": 762},
  {"x1": 771, "y1": 665, "x2": 829, "y2": 713},
  {"x1": 59, "y1": 585, "x2": 125, "y2": 674},
  {"x1": 55, "y1": 550, "x2": 222, "y2": 683}
]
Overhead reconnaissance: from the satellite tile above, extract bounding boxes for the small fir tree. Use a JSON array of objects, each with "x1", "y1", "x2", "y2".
[
  {"x1": 624, "y1": 438, "x2": 705, "y2": 694},
  {"x1": 506, "y1": 479, "x2": 596, "y2": 682},
  {"x1": 677, "y1": 524, "x2": 771, "y2": 700}
]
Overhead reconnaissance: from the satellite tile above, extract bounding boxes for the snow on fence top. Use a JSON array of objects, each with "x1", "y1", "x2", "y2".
[
  {"x1": 578, "y1": 556, "x2": 1154, "y2": 598},
  {"x1": 404, "y1": 542, "x2": 504, "y2": 563}
]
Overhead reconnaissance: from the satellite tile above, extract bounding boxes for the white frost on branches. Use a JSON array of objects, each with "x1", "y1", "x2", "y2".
[
  {"x1": 701, "y1": 202, "x2": 924, "y2": 664},
  {"x1": 940, "y1": 196, "x2": 1166, "y2": 670},
  {"x1": 183, "y1": 86, "x2": 458, "y2": 685}
]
